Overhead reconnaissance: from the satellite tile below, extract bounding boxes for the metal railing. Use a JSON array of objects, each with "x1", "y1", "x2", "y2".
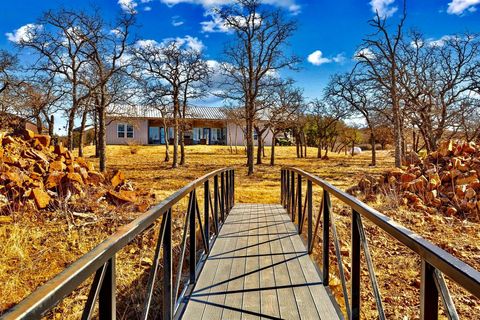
[
  {"x1": 281, "y1": 167, "x2": 480, "y2": 320},
  {"x1": 2, "y1": 168, "x2": 235, "y2": 320}
]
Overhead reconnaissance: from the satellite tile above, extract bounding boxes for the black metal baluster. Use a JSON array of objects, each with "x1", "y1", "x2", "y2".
[
  {"x1": 290, "y1": 171, "x2": 295, "y2": 220},
  {"x1": 351, "y1": 210, "x2": 361, "y2": 320},
  {"x1": 421, "y1": 260, "x2": 439, "y2": 320},
  {"x1": 297, "y1": 174, "x2": 302, "y2": 233},
  {"x1": 322, "y1": 189, "x2": 330, "y2": 286},
  {"x1": 140, "y1": 212, "x2": 169, "y2": 320},
  {"x1": 82, "y1": 263, "x2": 108, "y2": 320},
  {"x1": 307, "y1": 180, "x2": 313, "y2": 253},
  {"x1": 99, "y1": 256, "x2": 116, "y2": 320},
  {"x1": 190, "y1": 190, "x2": 197, "y2": 284},
  {"x1": 163, "y1": 209, "x2": 172, "y2": 320},
  {"x1": 214, "y1": 175, "x2": 219, "y2": 228},
  {"x1": 280, "y1": 169, "x2": 283, "y2": 205},
  {"x1": 220, "y1": 172, "x2": 225, "y2": 222},
  {"x1": 204, "y1": 180, "x2": 210, "y2": 248}
]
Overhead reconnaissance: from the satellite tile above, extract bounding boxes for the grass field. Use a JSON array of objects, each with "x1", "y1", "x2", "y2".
[{"x1": 1, "y1": 144, "x2": 478, "y2": 319}]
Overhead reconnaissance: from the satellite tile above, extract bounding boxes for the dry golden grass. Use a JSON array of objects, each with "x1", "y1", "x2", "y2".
[{"x1": 1, "y1": 144, "x2": 478, "y2": 319}]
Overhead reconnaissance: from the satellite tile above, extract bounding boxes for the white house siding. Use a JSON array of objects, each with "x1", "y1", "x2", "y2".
[
  {"x1": 226, "y1": 123, "x2": 273, "y2": 147},
  {"x1": 106, "y1": 119, "x2": 148, "y2": 145}
]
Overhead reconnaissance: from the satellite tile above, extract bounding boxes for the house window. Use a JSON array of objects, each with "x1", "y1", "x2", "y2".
[
  {"x1": 126, "y1": 124, "x2": 134, "y2": 138},
  {"x1": 117, "y1": 124, "x2": 125, "y2": 138},
  {"x1": 117, "y1": 123, "x2": 134, "y2": 138},
  {"x1": 254, "y1": 130, "x2": 258, "y2": 140}
]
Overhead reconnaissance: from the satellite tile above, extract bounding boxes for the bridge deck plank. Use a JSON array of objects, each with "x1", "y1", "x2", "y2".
[{"x1": 181, "y1": 204, "x2": 340, "y2": 320}]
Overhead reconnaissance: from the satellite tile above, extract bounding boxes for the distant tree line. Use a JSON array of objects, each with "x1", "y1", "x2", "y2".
[{"x1": 1, "y1": 0, "x2": 479, "y2": 173}]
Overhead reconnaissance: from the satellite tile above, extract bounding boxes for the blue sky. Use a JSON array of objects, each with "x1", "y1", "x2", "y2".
[{"x1": 1, "y1": 0, "x2": 479, "y2": 132}]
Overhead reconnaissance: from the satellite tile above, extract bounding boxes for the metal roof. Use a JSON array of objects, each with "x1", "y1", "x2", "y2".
[{"x1": 107, "y1": 105, "x2": 227, "y2": 120}]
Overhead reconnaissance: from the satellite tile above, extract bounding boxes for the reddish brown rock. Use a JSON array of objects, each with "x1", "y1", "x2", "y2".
[
  {"x1": 31, "y1": 188, "x2": 51, "y2": 209},
  {"x1": 34, "y1": 134, "x2": 51, "y2": 148},
  {"x1": 110, "y1": 171, "x2": 125, "y2": 189}
]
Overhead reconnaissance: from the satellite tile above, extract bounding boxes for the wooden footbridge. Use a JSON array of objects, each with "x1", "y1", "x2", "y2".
[{"x1": 3, "y1": 168, "x2": 480, "y2": 319}]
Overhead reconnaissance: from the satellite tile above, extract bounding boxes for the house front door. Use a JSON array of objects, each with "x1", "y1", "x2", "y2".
[{"x1": 203, "y1": 128, "x2": 210, "y2": 144}]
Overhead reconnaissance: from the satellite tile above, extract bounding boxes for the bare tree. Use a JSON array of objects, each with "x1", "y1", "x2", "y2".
[
  {"x1": 20, "y1": 9, "x2": 96, "y2": 150},
  {"x1": 266, "y1": 80, "x2": 303, "y2": 165},
  {"x1": 327, "y1": 72, "x2": 378, "y2": 165},
  {"x1": 133, "y1": 40, "x2": 207, "y2": 168},
  {"x1": 398, "y1": 32, "x2": 480, "y2": 151},
  {"x1": 217, "y1": 0, "x2": 298, "y2": 175},
  {"x1": 356, "y1": 2, "x2": 407, "y2": 167},
  {"x1": 82, "y1": 11, "x2": 135, "y2": 171}
]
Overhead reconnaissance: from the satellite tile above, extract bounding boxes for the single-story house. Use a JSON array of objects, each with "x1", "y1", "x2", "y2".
[{"x1": 106, "y1": 106, "x2": 273, "y2": 146}]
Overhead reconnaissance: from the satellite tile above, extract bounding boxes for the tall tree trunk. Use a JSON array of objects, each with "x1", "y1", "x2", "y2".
[
  {"x1": 180, "y1": 124, "x2": 185, "y2": 165},
  {"x1": 67, "y1": 110, "x2": 75, "y2": 151},
  {"x1": 317, "y1": 140, "x2": 322, "y2": 158},
  {"x1": 94, "y1": 108, "x2": 99, "y2": 157},
  {"x1": 48, "y1": 115, "x2": 54, "y2": 137},
  {"x1": 78, "y1": 109, "x2": 87, "y2": 157},
  {"x1": 163, "y1": 121, "x2": 170, "y2": 162},
  {"x1": 172, "y1": 97, "x2": 179, "y2": 168},
  {"x1": 98, "y1": 107, "x2": 107, "y2": 172},
  {"x1": 256, "y1": 131, "x2": 263, "y2": 165},
  {"x1": 35, "y1": 116, "x2": 43, "y2": 134},
  {"x1": 370, "y1": 130, "x2": 376, "y2": 166},
  {"x1": 246, "y1": 103, "x2": 254, "y2": 175},
  {"x1": 270, "y1": 133, "x2": 276, "y2": 166}
]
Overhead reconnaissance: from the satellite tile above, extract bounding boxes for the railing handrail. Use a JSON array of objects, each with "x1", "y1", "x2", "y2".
[
  {"x1": 282, "y1": 166, "x2": 480, "y2": 299},
  {"x1": 2, "y1": 167, "x2": 234, "y2": 319}
]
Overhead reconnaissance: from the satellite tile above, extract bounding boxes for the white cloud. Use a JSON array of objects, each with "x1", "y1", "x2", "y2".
[
  {"x1": 370, "y1": 0, "x2": 398, "y2": 18},
  {"x1": 332, "y1": 53, "x2": 346, "y2": 63},
  {"x1": 447, "y1": 0, "x2": 480, "y2": 14},
  {"x1": 307, "y1": 50, "x2": 344, "y2": 66},
  {"x1": 6, "y1": 23, "x2": 42, "y2": 43},
  {"x1": 118, "y1": 0, "x2": 138, "y2": 13},
  {"x1": 159, "y1": 0, "x2": 300, "y2": 13},
  {"x1": 172, "y1": 16, "x2": 184, "y2": 27},
  {"x1": 144, "y1": 6, "x2": 152, "y2": 11},
  {"x1": 354, "y1": 48, "x2": 375, "y2": 60},
  {"x1": 136, "y1": 36, "x2": 205, "y2": 52},
  {"x1": 173, "y1": 35, "x2": 205, "y2": 51},
  {"x1": 135, "y1": 39, "x2": 159, "y2": 48},
  {"x1": 427, "y1": 35, "x2": 456, "y2": 47},
  {"x1": 201, "y1": 12, "x2": 231, "y2": 33}
]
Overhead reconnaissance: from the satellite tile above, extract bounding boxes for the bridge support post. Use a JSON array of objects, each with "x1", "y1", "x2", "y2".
[
  {"x1": 421, "y1": 260, "x2": 439, "y2": 320},
  {"x1": 322, "y1": 190, "x2": 330, "y2": 286},
  {"x1": 281, "y1": 170, "x2": 284, "y2": 205},
  {"x1": 99, "y1": 256, "x2": 116, "y2": 320},
  {"x1": 163, "y1": 209, "x2": 173, "y2": 320},
  {"x1": 351, "y1": 210, "x2": 361, "y2": 320}
]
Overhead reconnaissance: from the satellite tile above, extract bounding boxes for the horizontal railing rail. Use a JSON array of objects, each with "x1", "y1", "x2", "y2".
[
  {"x1": 2, "y1": 167, "x2": 235, "y2": 320},
  {"x1": 281, "y1": 167, "x2": 480, "y2": 320}
]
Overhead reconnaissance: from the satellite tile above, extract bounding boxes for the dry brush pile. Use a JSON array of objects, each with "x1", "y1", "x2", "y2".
[
  {"x1": 349, "y1": 140, "x2": 480, "y2": 221},
  {"x1": 0, "y1": 130, "x2": 153, "y2": 222}
]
